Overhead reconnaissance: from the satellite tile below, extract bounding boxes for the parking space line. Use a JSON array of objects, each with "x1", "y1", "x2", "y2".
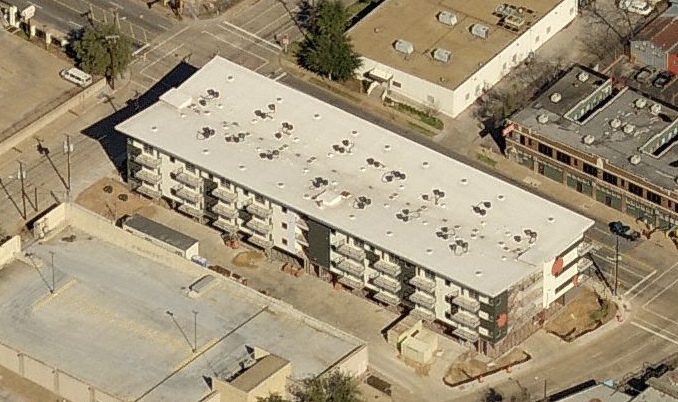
[
  {"x1": 643, "y1": 274, "x2": 678, "y2": 308},
  {"x1": 643, "y1": 308, "x2": 678, "y2": 327},
  {"x1": 274, "y1": 72, "x2": 287, "y2": 81},
  {"x1": 143, "y1": 26, "x2": 190, "y2": 56},
  {"x1": 219, "y1": 20, "x2": 282, "y2": 51},
  {"x1": 140, "y1": 43, "x2": 184, "y2": 82},
  {"x1": 632, "y1": 319, "x2": 678, "y2": 345}
]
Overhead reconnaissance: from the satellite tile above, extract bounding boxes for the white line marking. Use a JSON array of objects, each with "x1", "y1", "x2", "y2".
[
  {"x1": 157, "y1": 23, "x2": 169, "y2": 30},
  {"x1": 131, "y1": 80, "x2": 150, "y2": 90},
  {"x1": 643, "y1": 309, "x2": 678, "y2": 327},
  {"x1": 629, "y1": 261, "x2": 678, "y2": 301},
  {"x1": 632, "y1": 320, "x2": 678, "y2": 345},
  {"x1": 68, "y1": 20, "x2": 83, "y2": 28},
  {"x1": 254, "y1": 6, "x2": 299, "y2": 36},
  {"x1": 109, "y1": 1, "x2": 124, "y2": 9},
  {"x1": 132, "y1": 43, "x2": 150, "y2": 56},
  {"x1": 201, "y1": 30, "x2": 269, "y2": 66},
  {"x1": 274, "y1": 72, "x2": 287, "y2": 81},
  {"x1": 643, "y1": 274, "x2": 678, "y2": 308},
  {"x1": 140, "y1": 43, "x2": 184, "y2": 82},
  {"x1": 145, "y1": 26, "x2": 190, "y2": 55},
  {"x1": 625, "y1": 269, "x2": 657, "y2": 296},
  {"x1": 27, "y1": 1, "x2": 43, "y2": 9},
  {"x1": 219, "y1": 20, "x2": 282, "y2": 51}
]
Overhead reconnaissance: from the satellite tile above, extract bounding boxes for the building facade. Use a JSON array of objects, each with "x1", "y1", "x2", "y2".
[
  {"x1": 349, "y1": 0, "x2": 578, "y2": 118},
  {"x1": 117, "y1": 57, "x2": 594, "y2": 357},
  {"x1": 506, "y1": 65, "x2": 678, "y2": 233}
]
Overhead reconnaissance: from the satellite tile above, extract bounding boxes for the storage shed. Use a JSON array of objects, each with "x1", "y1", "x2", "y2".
[{"x1": 122, "y1": 214, "x2": 199, "y2": 259}]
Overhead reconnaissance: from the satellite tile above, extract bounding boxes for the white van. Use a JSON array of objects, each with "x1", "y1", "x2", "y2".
[{"x1": 59, "y1": 67, "x2": 92, "y2": 87}]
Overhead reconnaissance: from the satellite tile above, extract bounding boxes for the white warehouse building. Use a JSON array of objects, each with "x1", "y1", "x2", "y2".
[
  {"x1": 116, "y1": 57, "x2": 594, "y2": 356},
  {"x1": 348, "y1": 0, "x2": 579, "y2": 118}
]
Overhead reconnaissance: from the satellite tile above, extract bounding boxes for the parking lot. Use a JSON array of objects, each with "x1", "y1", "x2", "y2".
[{"x1": 609, "y1": 58, "x2": 678, "y2": 105}]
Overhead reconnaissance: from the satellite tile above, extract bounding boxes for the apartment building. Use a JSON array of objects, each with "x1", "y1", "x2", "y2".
[
  {"x1": 116, "y1": 57, "x2": 594, "y2": 356},
  {"x1": 506, "y1": 65, "x2": 678, "y2": 232},
  {"x1": 348, "y1": 0, "x2": 578, "y2": 117}
]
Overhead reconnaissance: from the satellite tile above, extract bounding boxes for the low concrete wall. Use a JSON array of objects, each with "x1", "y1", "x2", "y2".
[
  {"x1": 59, "y1": 371, "x2": 91, "y2": 402},
  {"x1": 0, "y1": 343, "x2": 20, "y2": 374},
  {"x1": 0, "y1": 78, "x2": 106, "y2": 156},
  {"x1": 23, "y1": 354, "x2": 54, "y2": 391},
  {"x1": 0, "y1": 236, "x2": 21, "y2": 267},
  {"x1": 331, "y1": 345, "x2": 369, "y2": 378}
]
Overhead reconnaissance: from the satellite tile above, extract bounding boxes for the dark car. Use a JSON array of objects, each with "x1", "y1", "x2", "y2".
[
  {"x1": 635, "y1": 66, "x2": 657, "y2": 84},
  {"x1": 653, "y1": 71, "x2": 675, "y2": 88},
  {"x1": 609, "y1": 221, "x2": 641, "y2": 241}
]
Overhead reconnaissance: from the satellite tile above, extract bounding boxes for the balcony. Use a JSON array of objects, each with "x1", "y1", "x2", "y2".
[
  {"x1": 212, "y1": 187, "x2": 238, "y2": 203},
  {"x1": 338, "y1": 275, "x2": 364, "y2": 289},
  {"x1": 453, "y1": 326, "x2": 479, "y2": 342},
  {"x1": 372, "y1": 275, "x2": 401, "y2": 294},
  {"x1": 295, "y1": 233, "x2": 309, "y2": 246},
  {"x1": 173, "y1": 169, "x2": 201, "y2": 188},
  {"x1": 577, "y1": 241, "x2": 594, "y2": 256},
  {"x1": 577, "y1": 256, "x2": 593, "y2": 272},
  {"x1": 373, "y1": 259, "x2": 401, "y2": 277},
  {"x1": 133, "y1": 153, "x2": 161, "y2": 169},
  {"x1": 246, "y1": 203, "x2": 272, "y2": 219},
  {"x1": 331, "y1": 237, "x2": 346, "y2": 248},
  {"x1": 336, "y1": 243, "x2": 366, "y2": 261},
  {"x1": 245, "y1": 219, "x2": 272, "y2": 235},
  {"x1": 178, "y1": 203, "x2": 202, "y2": 219},
  {"x1": 410, "y1": 307, "x2": 436, "y2": 322},
  {"x1": 213, "y1": 219, "x2": 237, "y2": 234},
  {"x1": 248, "y1": 233, "x2": 273, "y2": 250},
  {"x1": 449, "y1": 311, "x2": 480, "y2": 328},
  {"x1": 172, "y1": 185, "x2": 200, "y2": 204},
  {"x1": 296, "y1": 218, "x2": 309, "y2": 231},
  {"x1": 409, "y1": 291, "x2": 436, "y2": 310},
  {"x1": 135, "y1": 183, "x2": 161, "y2": 199},
  {"x1": 134, "y1": 169, "x2": 161, "y2": 185},
  {"x1": 336, "y1": 258, "x2": 365, "y2": 277},
  {"x1": 409, "y1": 276, "x2": 436, "y2": 293},
  {"x1": 374, "y1": 291, "x2": 400, "y2": 306},
  {"x1": 452, "y1": 294, "x2": 480, "y2": 313},
  {"x1": 212, "y1": 202, "x2": 237, "y2": 219}
]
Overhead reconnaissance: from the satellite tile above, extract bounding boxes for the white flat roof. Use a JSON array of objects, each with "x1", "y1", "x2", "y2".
[{"x1": 115, "y1": 57, "x2": 593, "y2": 296}]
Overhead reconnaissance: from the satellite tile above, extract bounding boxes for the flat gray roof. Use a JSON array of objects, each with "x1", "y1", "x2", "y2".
[
  {"x1": 115, "y1": 57, "x2": 593, "y2": 296},
  {"x1": 512, "y1": 66, "x2": 678, "y2": 192},
  {"x1": 0, "y1": 230, "x2": 362, "y2": 402},
  {"x1": 228, "y1": 354, "x2": 289, "y2": 392},
  {"x1": 348, "y1": 0, "x2": 564, "y2": 89},
  {"x1": 124, "y1": 214, "x2": 198, "y2": 251}
]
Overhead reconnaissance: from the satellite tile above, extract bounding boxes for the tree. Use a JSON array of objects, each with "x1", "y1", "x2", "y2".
[
  {"x1": 258, "y1": 393, "x2": 290, "y2": 402},
  {"x1": 296, "y1": 0, "x2": 362, "y2": 81},
  {"x1": 71, "y1": 23, "x2": 132, "y2": 89},
  {"x1": 292, "y1": 370, "x2": 363, "y2": 402}
]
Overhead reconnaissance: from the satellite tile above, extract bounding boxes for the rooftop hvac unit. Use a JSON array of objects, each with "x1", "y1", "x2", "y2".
[
  {"x1": 609, "y1": 118, "x2": 622, "y2": 129},
  {"x1": 471, "y1": 24, "x2": 490, "y2": 39},
  {"x1": 577, "y1": 71, "x2": 590, "y2": 82},
  {"x1": 629, "y1": 154, "x2": 641, "y2": 165},
  {"x1": 433, "y1": 48, "x2": 451, "y2": 63},
  {"x1": 537, "y1": 114, "x2": 549, "y2": 124},
  {"x1": 635, "y1": 98, "x2": 647, "y2": 108},
  {"x1": 504, "y1": 14, "x2": 525, "y2": 29},
  {"x1": 650, "y1": 103, "x2": 662, "y2": 115},
  {"x1": 394, "y1": 39, "x2": 414, "y2": 55},
  {"x1": 437, "y1": 10, "x2": 458, "y2": 26},
  {"x1": 583, "y1": 134, "x2": 595, "y2": 145},
  {"x1": 550, "y1": 92, "x2": 562, "y2": 103},
  {"x1": 623, "y1": 123, "x2": 635, "y2": 134}
]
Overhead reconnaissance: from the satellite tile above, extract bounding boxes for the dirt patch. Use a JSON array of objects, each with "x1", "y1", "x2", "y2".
[
  {"x1": 544, "y1": 287, "x2": 617, "y2": 341},
  {"x1": 231, "y1": 251, "x2": 264, "y2": 268},
  {"x1": 0, "y1": 364, "x2": 67, "y2": 402},
  {"x1": 444, "y1": 348, "x2": 530, "y2": 386},
  {"x1": 75, "y1": 177, "x2": 153, "y2": 221},
  {"x1": 402, "y1": 356, "x2": 432, "y2": 377}
]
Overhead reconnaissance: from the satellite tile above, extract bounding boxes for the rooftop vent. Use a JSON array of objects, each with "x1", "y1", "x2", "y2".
[
  {"x1": 629, "y1": 154, "x2": 641, "y2": 165},
  {"x1": 382, "y1": 170, "x2": 407, "y2": 183},
  {"x1": 366, "y1": 157, "x2": 384, "y2": 168},
  {"x1": 267, "y1": 103, "x2": 276, "y2": 113},
  {"x1": 537, "y1": 114, "x2": 549, "y2": 124},
  {"x1": 582, "y1": 134, "x2": 595, "y2": 145},
  {"x1": 433, "y1": 48, "x2": 451, "y2": 63},
  {"x1": 635, "y1": 98, "x2": 647, "y2": 109},
  {"x1": 650, "y1": 103, "x2": 662, "y2": 115},
  {"x1": 471, "y1": 24, "x2": 490, "y2": 39},
  {"x1": 437, "y1": 10, "x2": 458, "y2": 26},
  {"x1": 394, "y1": 39, "x2": 414, "y2": 55},
  {"x1": 281, "y1": 121, "x2": 294, "y2": 132},
  {"x1": 623, "y1": 123, "x2": 635, "y2": 134},
  {"x1": 197, "y1": 126, "x2": 216, "y2": 140},
  {"x1": 258, "y1": 149, "x2": 281, "y2": 160},
  {"x1": 311, "y1": 176, "x2": 330, "y2": 189},
  {"x1": 206, "y1": 88, "x2": 220, "y2": 99},
  {"x1": 353, "y1": 195, "x2": 373, "y2": 210},
  {"x1": 449, "y1": 239, "x2": 469, "y2": 255},
  {"x1": 550, "y1": 92, "x2": 562, "y2": 103},
  {"x1": 332, "y1": 139, "x2": 354, "y2": 155},
  {"x1": 523, "y1": 229, "x2": 538, "y2": 243},
  {"x1": 225, "y1": 131, "x2": 249, "y2": 143},
  {"x1": 435, "y1": 226, "x2": 454, "y2": 240},
  {"x1": 504, "y1": 14, "x2": 525, "y2": 29},
  {"x1": 577, "y1": 71, "x2": 589, "y2": 82},
  {"x1": 609, "y1": 118, "x2": 622, "y2": 129}
]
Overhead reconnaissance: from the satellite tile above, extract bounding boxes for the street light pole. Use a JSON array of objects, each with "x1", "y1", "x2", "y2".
[
  {"x1": 49, "y1": 251, "x2": 55, "y2": 294},
  {"x1": 63, "y1": 135, "x2": 73, "y2": 193},
  {"x1": 614, "y1": 235, "x2": 619, "y2": 296},
  {"x1": 193, "y1": 310, "x2": 198, "y2": 353},
  {"x1": 18, "y1": 161, "x2": 26, "y2": 219}
]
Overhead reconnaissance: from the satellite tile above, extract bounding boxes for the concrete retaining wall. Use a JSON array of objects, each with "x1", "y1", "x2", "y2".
[
  {"x1": 332, "y1": 345, "x2": 369, "y2": 378},
  {"x1": 0, "y1": 78, "x2": 106, "y2": 156},
  {"x1": 0, "y1": 236, "x2": 21, "y2": 267},
  {"x1": 59, "y1": 371, "x2": 91, "y2": 402},
  {"x1": 0, "y1": 343, "x2": 20, "y2": 373},
  {"x1": 23, "y1": 354, "x2": 54, "y2": 391}
]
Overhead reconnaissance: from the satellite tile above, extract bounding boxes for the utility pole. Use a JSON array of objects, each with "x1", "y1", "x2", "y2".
[
  {"x1": 192, "y1": 310, "x2": 198, "y2": 353},
  {"x1": 614, "y1": 235, "x2": 619, "y2": 296},
  {"x1": 104, "y1": 35, "x2": 119, "y2": 90},
  {"x1": 49, "y1": 251, "x2": 55, "y2": 294},
  {"x1": 18, "y1": 161, "x2": 26, "y2": 219},
  {"x1": 63, "y1": 135, "x2": 73, "y2": 194}
]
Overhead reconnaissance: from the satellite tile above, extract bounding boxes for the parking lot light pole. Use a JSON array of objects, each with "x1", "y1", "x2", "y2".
[
  {"x1": 614, "y1": 235, "x2": 619, "y2": 296},
  {"x1": 63, "y1": 135, "x2": 74, "y2": 194}
]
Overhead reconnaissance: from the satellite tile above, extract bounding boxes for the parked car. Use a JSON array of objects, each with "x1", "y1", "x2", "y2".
[
  {"x1": 609, "y1": 221, "x2": 641, "y2": 241},
  {"x1": 653, "y1": 71, "x2": 675, "y2": 88},
  {"x1": 634, "y1": 66, "x2": 657, "y2": 84},
  {"x1": 619, "y1": 0, "x2": 653, "y2": 15}
]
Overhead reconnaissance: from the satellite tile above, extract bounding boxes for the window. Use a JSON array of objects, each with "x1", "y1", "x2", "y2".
[
  {"x1": 282, "y1": 206, "x2": 288, "y2": 213},
  {"x1": 556, "y1": 151, "x2": 571, "y2": 165},
  {"x1": 602, "y1": 171, "x2": 618, "y2": 186},
  {"x1": 243, "y1": 189, "x2": 250, "y2": 196},
  {"x1": 143, "y1": 143, "x2": 154, "y2": 153},
  {"x1": 646, "y1": 190, "x2": 661, "y2": 205},
  {"x1": 583, "y1": 163, "x2": 598, "y2": 177},
  {"x1": 282, "y1": 222, "x2": 288, "y2": 229},
  {"x1": 538, "y1": 143, "x2": 553, "y2": 157},
  {"x1": 628, "y1": 183, "x2": 643, "y2": 197},
  {"x1": 282, "y1": 238, "x2": 288, "y2": 245},
  {"x1": 445, "y1": 279, "x2": 451, "y2": 286},
  {"x1": 208, "y1": 173, "x2": 213, "y2": 180},
  {"x1": 520, "y1": 135, "x2": 526, "y2": 145},
  {"x1": 221, "y1": 178, "x2": 231, "y2": 188},
  {"x1": 392, "y1": 81, "x2": 401, "y2": 88},
  {"x1": 170, "y1": 156, "x2": 176, "y2": 163},
  {"x1": 185, "y1": 163, "x2": 196, "y2": 173},
  {"x1": 528, "y1": 138, "x2": 533, "y2": 146},
  {"x1": 424, "y1": 270, "x2": 435, "y2": 280},
  {"x1": 354, "y1": 238, "x2": 364, "y2": 248}
]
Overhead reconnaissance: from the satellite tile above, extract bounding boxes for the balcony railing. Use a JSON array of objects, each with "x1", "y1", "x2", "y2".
[
  {"x1": 212, "y1": 202, "x2": 237, "y2": 219},
  {"x1": 133, "y1": 153, "x2": 161, "y2": 169},
  {"x1": 213, "y1": 219, "x2": 237, "y2": 234},
  {"x1": 172, "y1": 185, "x2": 200, "y2": 204},
  {"x1": 409, "y1": 276, "x2": 436, "y2": 293},
  {"x1": 135, "y1": 183, "x2": 161, "y2": 199},
  {"x1": 374, "y1": 291, "x2": 400, "y2": 306},
  {"x1": 173, "y1": 169, "x2": 201, "y2": 188},
  {"x1": 449, "y1": 311, "x2": 480, "y2": 328},
  {"x1": 372, "y1": 275, "x2": 401, "y2": 294},
  {"x1": 578, "y1": 256, "x2": 593, "y2": 272},
  {"x1": 296, "y1": 218, "x2": 309, "y2": 231},
  {"x1": 338, "y1": 275, "x2": 363, "y2": 289},
  {"x1": 248, "y1": 233, "x2": 273, "y2": 250},
  {"x1": 336, "y1": 243, "x2": 366, "y2": 261},
  {"x1": 245, "y1": 219, "x2": 272, "y2": 235},
  {"x1": 212, "y1": 187, "x2": 238, "y2": 202},
  {"x1": 336, "y1": 258, "x2": 365, "y2": 277},
  {"x1": 295, "y1": 233, "x2": 309, "y2": 246},
  {"x1": 453, "y1": 326, "x2": 479, "y2": 342},
  {"x1": 246, "y1": 203, "x2": 272, "y2": 219},
  {"x1": 410, "y1": 307, "x2": 436, "y2": 322},
  {"x1": 409, "y1": 291, "x2": 436, "y2": 310},
  {"x1": 134, "y1": 169, "x2": 161, "y2": 185},
  {"x1": 373, "y1": 259, "x2": 401, "y2": 277},
  {"x1": 178, "y1": 203, "x2": 202, "y2": 219},
  {"x1": 577, "y1": 241, "x2": 594, "y2": 256},
  {"x1": 452, "y1": 295, "x2": 480, "y2": 312}
]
